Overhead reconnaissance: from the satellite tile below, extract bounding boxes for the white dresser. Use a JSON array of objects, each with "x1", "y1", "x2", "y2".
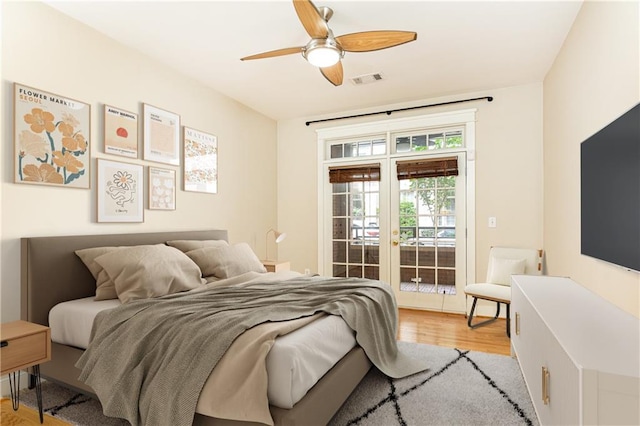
[{"x1": 511, "y1": 275, "x2": 640, "y2": 425}]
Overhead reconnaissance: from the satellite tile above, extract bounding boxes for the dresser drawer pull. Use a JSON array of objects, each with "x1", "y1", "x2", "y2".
[
  {"x1": 0, "y1": 341, "x2": 7, "y2": 348},
  {"x1": 541, "y1": 366, "x2": 550, "y2": 405},
  {"x1": 515, "y1": 312, "x2": 520, "y2": 335}
]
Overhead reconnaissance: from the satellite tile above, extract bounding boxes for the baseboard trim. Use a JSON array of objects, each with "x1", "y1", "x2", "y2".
[{"x1": 1, "y1": 371, "x2": 30, "y2": 398}]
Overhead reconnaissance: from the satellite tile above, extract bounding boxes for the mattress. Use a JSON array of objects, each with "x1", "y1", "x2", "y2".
[{"x1": 49, "y1": 297, "x2": 356, "y2": 409}]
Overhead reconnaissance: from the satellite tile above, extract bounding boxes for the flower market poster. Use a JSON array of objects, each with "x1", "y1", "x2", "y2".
[{"x1": 14, "y1": 83, "x2": 90, "y2": 189}]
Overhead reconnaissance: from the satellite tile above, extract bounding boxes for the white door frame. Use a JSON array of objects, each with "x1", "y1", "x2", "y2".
[{"x1": 316, "y1": 110, "x2": 477, "y2": 313}]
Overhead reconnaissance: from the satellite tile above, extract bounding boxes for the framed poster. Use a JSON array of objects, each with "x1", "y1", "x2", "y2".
[
  {"x1": 143, "y1": 103, "x2": 180, "y2": 165},
  {"x1": 183, "y1": 126, "x2": 218, "y2": 194},
  {"x1": 14, "y1": 83, "x2": 91, "y2": 188},
  {"x1": 148, "y1": 166, "x2": 176, "y2": 210},
  {"x1": 104, "y1": 105, "x2": 138, "y2": 158},
  {"x1": 97, "y1": 159, "x2": 144, "y2": 223}
]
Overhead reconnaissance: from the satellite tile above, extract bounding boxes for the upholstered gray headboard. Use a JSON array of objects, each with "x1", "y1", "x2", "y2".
[{"x1": 21, "y1": 229, "x2": 228, "y2": 326}]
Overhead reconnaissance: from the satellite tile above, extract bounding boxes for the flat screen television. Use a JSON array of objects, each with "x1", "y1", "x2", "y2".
[{"x1": 581, "y1": 103, "x2": 640, "y2": 272}]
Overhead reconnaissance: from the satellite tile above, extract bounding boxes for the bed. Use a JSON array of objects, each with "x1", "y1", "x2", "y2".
[{"x1": 20, "y1": 230, "x2": 424, "y2": 425}]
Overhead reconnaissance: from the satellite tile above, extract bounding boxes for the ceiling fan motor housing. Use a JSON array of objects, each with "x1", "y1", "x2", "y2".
[{"x1": 303, "y1": 36, "x2": 343, "y2": 67}]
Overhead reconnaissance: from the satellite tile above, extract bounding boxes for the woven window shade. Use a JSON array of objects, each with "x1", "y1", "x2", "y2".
[
  {"x1": 329, "y1": 164, "x2": 381, "y2": 183},
  {"x1": 396, "y1": 157, "x2": 458, "y2": 180}
]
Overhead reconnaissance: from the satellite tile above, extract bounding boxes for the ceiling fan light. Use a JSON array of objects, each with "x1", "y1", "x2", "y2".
[{"x1": 305, "y1": 44, "x2": 341, "y2": 68}]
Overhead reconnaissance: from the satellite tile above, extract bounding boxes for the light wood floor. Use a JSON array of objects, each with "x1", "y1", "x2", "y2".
[{"x1": 397, "y1": 308, "x2": 511, "y2": 356}]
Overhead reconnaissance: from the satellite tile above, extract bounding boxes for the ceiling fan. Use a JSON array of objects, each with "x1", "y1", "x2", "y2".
[{"x1": 240, "y1": 0, "x2": 417, "y2": 86}]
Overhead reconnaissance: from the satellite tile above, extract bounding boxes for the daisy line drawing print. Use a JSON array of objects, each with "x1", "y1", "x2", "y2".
[
  {"x1": 107, "y1": 170, "x2": 136, "y2": 208},
  {"x1": 97, "y1": 159, "x2": 144, "y2": 223}
]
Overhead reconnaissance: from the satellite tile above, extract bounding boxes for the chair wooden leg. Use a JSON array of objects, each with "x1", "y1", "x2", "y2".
[{"x1": 467, "y1": 297, "x2": 501, "y2": 329}]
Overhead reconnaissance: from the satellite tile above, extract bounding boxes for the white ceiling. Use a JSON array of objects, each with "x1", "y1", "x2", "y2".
[{"x1": 45, "y1": 0, "x2": 583, "y2": 121}]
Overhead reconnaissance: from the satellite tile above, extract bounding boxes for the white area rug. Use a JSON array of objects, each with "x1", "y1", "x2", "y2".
[{"x1": 20, "y1": 342, "x2": 538, "y2": 425}]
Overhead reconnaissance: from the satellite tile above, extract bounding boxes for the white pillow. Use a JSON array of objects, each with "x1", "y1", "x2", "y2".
[
  {"x1": 95, "y1": 244, "x2": 205, "y2": 303},
  {"x1": 185, "y1": 243, "x2": 266, "y2": 279},
  {"x1": 487, "y1": 257, "x2": 526, "y2": 286}
]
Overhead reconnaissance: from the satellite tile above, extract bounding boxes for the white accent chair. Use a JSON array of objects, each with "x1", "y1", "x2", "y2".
[{"x1": 465, "y1": 247, "x2": 543, "y2": 337}]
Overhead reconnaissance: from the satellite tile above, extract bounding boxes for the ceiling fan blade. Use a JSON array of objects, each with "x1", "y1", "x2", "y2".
[
  {"x1": 336, "y1": 31, "x2": 417, "y2": 52},
  {"x1": 241, "y1": 46, "x2": 304, "y2": 61},
  {"x1": 293, "y1": 0, "x2": 329, "y2": 39},
  {"x1": 320, "y1": 62, "x2": 344, "y2": 86}
]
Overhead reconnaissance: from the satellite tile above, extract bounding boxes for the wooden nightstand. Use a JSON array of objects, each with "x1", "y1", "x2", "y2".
[
  {"x1": 262, "y1": 260, "x2": 290, "y2": 273},
  {"x1": 1, "y1": 320, "x2": 51, "y2": 423}
]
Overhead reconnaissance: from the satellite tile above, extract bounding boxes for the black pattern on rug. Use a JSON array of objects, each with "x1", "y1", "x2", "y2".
[
  {"x1": 333, "y1": 346, "x2": 537, "y2": 426},
  {"x1": 21, "y1": 382, "x2": 129, "y2": 425},
  {"x1": 45, "y1": 392, "x2": 93, "y2": 417},
  {"x1": 458, "y1": 349, "x2": 534, "y2": 426}
]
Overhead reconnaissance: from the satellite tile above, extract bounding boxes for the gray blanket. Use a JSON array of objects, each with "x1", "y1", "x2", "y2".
[{"x1": 76, "y1": 276, "x2": 429, "y2": 426}]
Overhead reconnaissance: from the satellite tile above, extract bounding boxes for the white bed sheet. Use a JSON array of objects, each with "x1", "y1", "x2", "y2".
[
  {"x1": 49, "y1": 297, "x2": 120, "y2": 349},
  {"x1": 49, "y1": 296, "x2": 356, "y2": 409}
]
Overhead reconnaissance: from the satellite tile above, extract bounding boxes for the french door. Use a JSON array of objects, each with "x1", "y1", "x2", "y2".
[
  {"x1": 319, "y1": 111, "x2": 476, "y2": 313},
  {"x1": 390, "y1": 153, "x2": 467, "y2": 312}
]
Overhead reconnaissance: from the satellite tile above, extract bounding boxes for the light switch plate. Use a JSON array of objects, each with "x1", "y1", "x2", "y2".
[{"x1": 488, "y1": 217, "x2": 497, "y2": 228}]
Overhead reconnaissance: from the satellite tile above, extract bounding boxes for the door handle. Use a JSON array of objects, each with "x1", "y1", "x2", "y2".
[{"x1": 392, "y1": 240, "x2": 399, "y2": 246}]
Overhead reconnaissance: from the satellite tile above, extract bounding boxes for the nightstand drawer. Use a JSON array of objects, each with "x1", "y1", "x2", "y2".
[{"x1": 1, "y1": 321, "x2": 51, "y2": 375}]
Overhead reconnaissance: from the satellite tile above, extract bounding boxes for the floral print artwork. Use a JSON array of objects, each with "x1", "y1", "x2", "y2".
[
  {"x1": 183, "y1": 127, "x2": 217, "y2": 194},
  {"x1": 14, "y1": 84, "x2": 90, "y2": 188},
  {"x1": 149, "y1": 167, "x2": 175, "y2": 210}
]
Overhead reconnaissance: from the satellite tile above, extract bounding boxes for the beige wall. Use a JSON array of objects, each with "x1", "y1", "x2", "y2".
[
  {"x1": 277, "y1": 83, "x2": 544, "y2": 300},
  {"x1": 3, "y1": 1, "x2": 636, "y2": 323},
  {"x1": 543, "y1": 0, "x2": 640, "y2": 318},
  {"x1": 0, "y1": 2, "x2": 278, "y2": 322}
]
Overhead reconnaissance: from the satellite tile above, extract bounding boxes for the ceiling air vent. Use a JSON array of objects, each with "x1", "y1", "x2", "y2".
[{"x1": 350, "y1": 72, "x2": 385, "y2": 85}]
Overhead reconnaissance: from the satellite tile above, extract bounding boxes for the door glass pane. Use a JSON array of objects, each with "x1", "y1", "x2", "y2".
[
  {"x1": 330, "y1": 144, "x2": 343, "y2": 159},
  {"x1": 349, "y1": 244, "x2": 363, "y2": 263},
  {"x1": 364, "y1": 245, "x2": 379, "y2": 264},
  {"x1": 437, "y1": 246, "x2": 455, "y2": 267},
  {"x1": 333, "y1": 264, "x2": 346, "y2": 277},
  {"x1": 348, "y1": 265, "x2": 362, "y2": 278},
  {"x1": 400, "y1": 246, "x2": 416, "y2": 266},
  {"x1": 396, "y1": 136, "x2": 411, "y2": 153},
  {"x1": 358, "y1": 141, "x2": 371, "y2": 156},
  {"x1": 332, "y1": 182, "x2": 347, "y2": 193},
  {"x1": 332, "y1": 194, "x2": 347, "y2": 216},
  {"x1": 364, "y1": 266, "x2": 379, "y2": 280},
  {"x1": 331, "y1": 178, "x2": 379, "y2": 281},
  {"x1": 372, "y1": 139, "x2": 386, "y2": 155},
  {"x1": 398, "y1": 174, "x2": 457, "y2": 295},
  {"x1": 344, "y1": 142, "x2": 357, "y2": 157},
  {"x1": 418, "y1": 246, "x2": 435, "y2": 267},
  {"x1": 445, "y1": 130, "x2": 463, "y2": 148},
  {"x1": 400, "y1": 267, "x2": 417, "y2": 291},
  {"x1": 333, "y1": 218, "x2": 347, "y2": 239},
  {"x1": 418, "y1": 268, "x2": 435, "y2": 289},
  {"x1": 412, "y1": 135, "x2": 427, "y2": 151},
  {"x1": 327, "y1": 137, "x2": 386, "y2": 160},
  {"x1": 391, "y1": 127, "x2": 464, "y2": 154},
  {"x1": 428, "y1": 133, "x2": 444, "y2": 149},
  {"x1": 333, "y1": 241, "x2": 346, "y2": 263}
]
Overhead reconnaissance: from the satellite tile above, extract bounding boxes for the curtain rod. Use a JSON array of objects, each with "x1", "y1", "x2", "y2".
[{"x1": 305, "y1": 95, "x2": 493, "y2": 126}]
